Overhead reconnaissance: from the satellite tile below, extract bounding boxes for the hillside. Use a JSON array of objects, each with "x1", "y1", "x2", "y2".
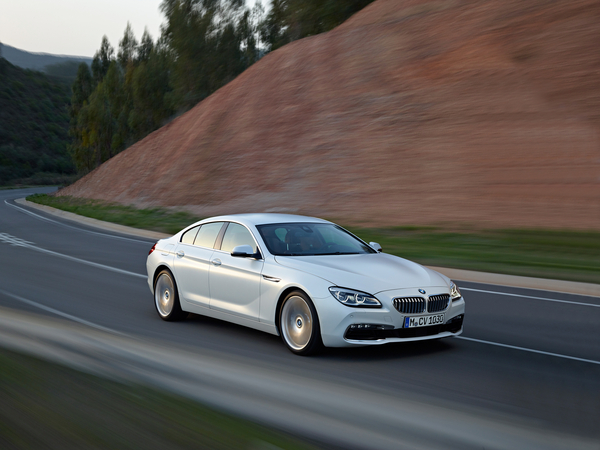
[
  {"x1": 0, "y1": 58, "x2": 75, "y2": 185},
  {"x1": 0, "y1": 43, "x2": 91, "y2": 72},
  {"x1": 58, "y1": 0, "x2": 600, "y2": 230}
]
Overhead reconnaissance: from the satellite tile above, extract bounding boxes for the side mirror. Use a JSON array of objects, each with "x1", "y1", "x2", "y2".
[
  {"x1": 231, "y1": 245, "x2": 260, "y2": 259},
  {"x1": 369, "y1": 242, "x2": 383, "y2": 253}
]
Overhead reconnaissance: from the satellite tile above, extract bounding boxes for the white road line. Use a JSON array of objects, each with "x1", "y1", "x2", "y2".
[
  {"x1": 4, "y1": 199, "x2": 152, "y2": 244},
  {"x1": 456, "y1": 336, "x2": 600, "y2": 366},
  {"x1": 29, "y1": 245, "x2": 148, "y2": 279},
  {"x1": 0, "y1": 232, "x2": 146, "y2": 279},
  {"x1": 0, "y1": 289, "x2": 127, "y2": 336},
  {"x1": 0, "y1": 232, "x2": 34, "y2": 247},
  {"x1": 461, "y1": 287, "x2": 600, "y2": 308}
]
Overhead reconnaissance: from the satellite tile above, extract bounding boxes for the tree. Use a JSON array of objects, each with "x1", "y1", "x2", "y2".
[
  {"x1": 138, "y1": 29, "x2": 154, "y2": 62},
  {"x1": 160, "y1": 0, "x2": 217, "y2": 107},
  {"x1": 118, "y1": 22, "x2": 139, "y2": 69},
  {"x1": 129, "y1": 47, "x2": 173, "y2": 139},
  {"x1": 259, "y1": 0, "x2": 290, "y2": 51},
  {"x1": 160, "y1": 0, "x2": 247, "y2": 108},
  {"x1": 238, "y1": 3, "x2": 264, "y2": 67},
  {"x1": 72, "y1": 64, "x2": 93, "y2": 105},
  {"x1": 72, "y1": 61, "x2": 128, "y2": 171},
  {"x1": 68, "y1": 63, "x2": 95, "y2": 172},
  {"x1": 260, "y1": 0, "x2": 375, "y2": 51},
  {"x1": 83, "y1": 63, "x2": 118, "y2": 167},
  {"x1": 91, "y1": 36, "x2": 114, "y2": 84},
  {"x1": 103, "y1": 62, "x2": 129, "y2": 154}
]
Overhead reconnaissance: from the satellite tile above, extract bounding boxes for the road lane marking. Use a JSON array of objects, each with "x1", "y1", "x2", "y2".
[
  {"x1": 4, "y1": 199, "x2": 153, "y2": 244},
  {"x1": 29, "y1": 245, "x2": 148, "y2": 279},
  {"x1": 0, "y1": 289, "x2": 127, "y2": 336},
  {"x1": 456, "y1": 336, "x2": 600, "y2": 366},
  {"x1": 0, "y1": 232, "x2": 34, "y2": 247},
  {"x1": 0, "y1": 232, "x2": 146, "y2": 279},
  {"x1": 461, "y1": 287, "x2": 600, "y2": 308}
]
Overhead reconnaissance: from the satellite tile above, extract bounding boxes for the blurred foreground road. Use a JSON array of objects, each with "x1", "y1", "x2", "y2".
[{"x1": 0, "y1": 188, "x2": 599, "y2": 449}]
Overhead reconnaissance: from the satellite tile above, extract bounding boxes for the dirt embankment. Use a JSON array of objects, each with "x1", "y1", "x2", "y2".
[{"x1": 58, "y1": 0, "x2": 600, "y2": 230}]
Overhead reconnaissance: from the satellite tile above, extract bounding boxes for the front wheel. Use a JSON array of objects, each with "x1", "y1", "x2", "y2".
[
  {"x1": 154, "y1": 269, "x2": 187, "y2": 321},
  {"x1": 279, "y1": 291, "x2": 322, "y2": 356}
]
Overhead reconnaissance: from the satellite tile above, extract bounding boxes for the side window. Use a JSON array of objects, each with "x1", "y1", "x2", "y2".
[
  {"x1": 194, "y1": 222, "x2": 224, "y2": 249},
  {"x1": 220, "y1": 223, "x2": 257, "y2": 253},
  {"x1": 180, "y1": 225, "x2": 200, "y2": 245}
]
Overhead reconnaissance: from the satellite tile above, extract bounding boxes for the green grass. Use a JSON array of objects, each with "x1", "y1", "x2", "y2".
[
  {"x1": 0, "y1": 347, "x2": 320, "y2": 450},
  {"x1": 344, "y1": 225, "x2": 600, "y2": 284},
  {"x1": 28, "y1": 194, "x2": 201, "y2": 235},
  {"x1": 27, "y1": 194, "x2": 600, "y2": 284}
]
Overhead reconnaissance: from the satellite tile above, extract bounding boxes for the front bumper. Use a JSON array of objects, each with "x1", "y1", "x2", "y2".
[
  {"x1": 344, "y1": 314, "x2": 464, "y2": 340},
  {"x1": 318, "y1": 286, "x2": 465, "y2": 347}
]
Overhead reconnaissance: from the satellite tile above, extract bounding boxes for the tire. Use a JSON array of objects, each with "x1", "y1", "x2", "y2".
[
  {"x1": 154, "y1": 269, "x2": 187, "y2": 321},
  {"x1": 279, "y1": 290, "x2": 323, "y2": 356}
]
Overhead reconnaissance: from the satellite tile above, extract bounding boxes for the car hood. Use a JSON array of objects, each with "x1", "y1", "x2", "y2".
[{"x1": 274, "y1": 253, "x2": 448, "y2": 294}]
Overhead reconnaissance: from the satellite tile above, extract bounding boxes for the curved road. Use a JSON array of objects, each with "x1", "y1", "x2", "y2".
[{"x1": 0, "y1": 188, "x2": 599, "y2": 449}]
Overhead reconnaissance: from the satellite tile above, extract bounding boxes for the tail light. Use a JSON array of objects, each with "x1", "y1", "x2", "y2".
[{"x1": 149, "y1": 243, "x2": 157, "y2": 255}]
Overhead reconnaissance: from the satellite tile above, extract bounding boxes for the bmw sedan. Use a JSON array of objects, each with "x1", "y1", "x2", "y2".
[{"x1": 147, "y1": 214, "x2": 465, "y2": 355}]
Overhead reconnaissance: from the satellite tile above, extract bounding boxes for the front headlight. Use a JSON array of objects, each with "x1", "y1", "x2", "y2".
[
  {"x1": 329, "y1": 287, "x2": 381, "y2": 308},
  {"x1": 450, "y1": 281, "x2": 462, "y2": 301}
]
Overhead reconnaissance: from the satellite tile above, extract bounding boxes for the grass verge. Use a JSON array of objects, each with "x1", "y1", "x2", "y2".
[
  {"x1": 344, "y1": 225, "x2": 600, "y2": 284},
  {"x1": 28, "y1": 194, "x2": 201, "y2": 235},
  {"x1": 0, "y1": 347, "x2": 320, "y2": 450},
  {"x1": 27, "y1": 194, "x2": 600, "y2": 284}
]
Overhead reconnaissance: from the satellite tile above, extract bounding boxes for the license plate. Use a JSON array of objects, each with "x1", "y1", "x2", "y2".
[{"x1": 404, "y1": 314, "x2": 444, "y2": 328}]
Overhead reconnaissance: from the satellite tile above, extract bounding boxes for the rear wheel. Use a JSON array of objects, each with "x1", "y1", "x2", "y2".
[
  {"x1": 154, "y1": 269, "x2": 187, "y2": 321},
  {"x1": 279, "y1": 291, "x2": 322, "y2": 356}
]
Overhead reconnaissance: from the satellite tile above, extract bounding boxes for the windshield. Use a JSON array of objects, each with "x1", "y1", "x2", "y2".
[{"x1": 256, "y1": 223, "x2": 376, "y2": 256}]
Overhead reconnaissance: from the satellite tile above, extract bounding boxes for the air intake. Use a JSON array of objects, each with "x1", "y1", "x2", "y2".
[
  {"x1": 427, "y1": 294, "x2": 450, "y2": 313},
  {"x1": 393, "y1": 297, "x2": 426, "y2": 314}
]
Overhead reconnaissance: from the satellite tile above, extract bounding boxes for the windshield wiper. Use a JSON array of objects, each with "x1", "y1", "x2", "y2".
[{"x1": 318, "y1": 252, "x2": 360, "y2": 256}]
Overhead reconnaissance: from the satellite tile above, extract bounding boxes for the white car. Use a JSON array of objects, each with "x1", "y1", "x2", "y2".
[{"x1": 147, "y1": 214, "x2": 465, "y2": 355}]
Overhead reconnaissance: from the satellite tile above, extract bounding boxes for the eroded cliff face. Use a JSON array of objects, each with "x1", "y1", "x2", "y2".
[{"x1": 58, "y1": 0, "x2": 600, "y2": 229}]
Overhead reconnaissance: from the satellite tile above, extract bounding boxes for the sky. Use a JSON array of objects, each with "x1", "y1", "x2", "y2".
[{"x1": 0, "y1": 0, "x2": 259, "y2": 58}]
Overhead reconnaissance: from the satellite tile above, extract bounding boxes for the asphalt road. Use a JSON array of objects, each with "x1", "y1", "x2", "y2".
[{"x1": 1, "y1": 187, "x2": 599, "y2": 449}]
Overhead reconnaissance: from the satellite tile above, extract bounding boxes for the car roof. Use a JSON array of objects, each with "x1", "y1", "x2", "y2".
[{"x1": 199, "y1": 213, "x2": 331, "y2": 227}]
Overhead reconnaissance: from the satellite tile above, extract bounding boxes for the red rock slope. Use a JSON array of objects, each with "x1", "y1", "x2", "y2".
[{"x1": 58, "y1": 0, "x2": 600, "y2": 229}]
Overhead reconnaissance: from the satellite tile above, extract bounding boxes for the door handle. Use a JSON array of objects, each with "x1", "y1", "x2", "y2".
[
  {"x1": 262, "y1": 275, "x2": 281, "y2": 283},
  {"x1": 176, "y1": 250, "x2": 185, "y2": 258},
  {"x1": 211, "y1": 258, "x2": 222, "y2": 266}
]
